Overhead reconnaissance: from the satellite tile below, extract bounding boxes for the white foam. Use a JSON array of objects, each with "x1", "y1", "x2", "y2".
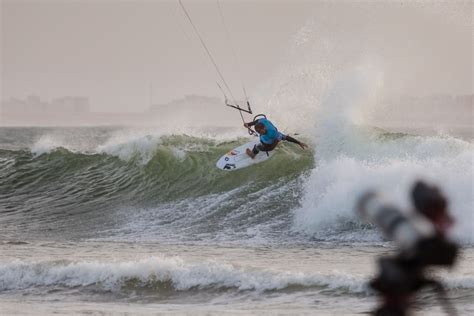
[
  {"x1": 96, "y1": 132, "x2": 163, "y2": 164},
  {"x1": 31, "y1": 135, "x2": 67, "y2": 157},
  {"x1": 29, "y1": 130, "x2": 108, "y2": 157},
  {"x1": 0, "y1": 257, "x2": 367, "y2": 294}
]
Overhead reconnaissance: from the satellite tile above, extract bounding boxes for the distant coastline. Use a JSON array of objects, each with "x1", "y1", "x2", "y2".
[
  {"x1": 1, "y1": 94, "x2": 472, "y2": 136},
  {"x1": 0, "y1": 94, "x2": 233, "y2": 127}
]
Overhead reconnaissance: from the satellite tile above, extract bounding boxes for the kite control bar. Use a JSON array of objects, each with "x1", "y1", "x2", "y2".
[
  {"x1": 217, "y1": 83, "x2": 265, "y2": 136},
  {"x1": 224, "y1": 98, "x2": 256, "y2": 136},
  {"x1": 224, "y1": 99, "x2": 253, "y2": 114},
  {"x1": 218, "y1": 82, "x2": 253, "y2": 114}
]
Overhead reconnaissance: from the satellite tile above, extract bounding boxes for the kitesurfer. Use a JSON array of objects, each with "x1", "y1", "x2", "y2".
[{"x1": 243, "y1": 118, "x2": 308, "y2": 158}]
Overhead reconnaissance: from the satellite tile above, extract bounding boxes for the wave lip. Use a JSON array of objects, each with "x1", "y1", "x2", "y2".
[{"x1": 0, "y1": 257, "x2": 367, "y2": 295}]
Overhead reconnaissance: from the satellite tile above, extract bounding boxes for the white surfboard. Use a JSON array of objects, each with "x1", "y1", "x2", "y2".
[{"x1": 216, "y1": 139, "x2": 275, "y2": 171}]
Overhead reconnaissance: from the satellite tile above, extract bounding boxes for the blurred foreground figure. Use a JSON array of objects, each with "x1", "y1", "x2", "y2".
[{"x1": 357, "y1": 181, "x2": 459, "y2": 316}]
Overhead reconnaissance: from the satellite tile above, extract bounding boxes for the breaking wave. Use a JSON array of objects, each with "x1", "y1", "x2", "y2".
[
  {"x1": 292, "y1": 69, "x2": 474, "y2": 244},
  {"x1": 2, "y1": 256, "x2": 473, "y2": 298},
  {"x1": 0, "y1": 256, "x2": 373, "y2": 295}
]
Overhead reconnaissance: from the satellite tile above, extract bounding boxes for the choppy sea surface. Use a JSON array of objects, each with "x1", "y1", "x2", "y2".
[{"x1": 0, "y1": 126, "x2": 473, "y2": 315}]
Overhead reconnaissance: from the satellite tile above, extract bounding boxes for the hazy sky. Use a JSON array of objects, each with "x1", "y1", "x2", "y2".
[{"x1": 1, "y1": 0, "x2": 472, "y2": 112}]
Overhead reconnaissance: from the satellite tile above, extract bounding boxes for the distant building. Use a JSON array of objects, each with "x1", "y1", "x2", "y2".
[
  {"x1": 1, "y1": 95, "x2": 90, "y2": 115},
  {"x1": 0, "y1": 95, "x2": 90, "y2": 125},
  {"x1": 51, "y1": 97, "x2": 90, "y2": 113},
  {"x1": 147, "y1": 95, "x2": 221, "y2": 114},
  {"x1": 1, "y1": 95, "x2": 48, "y2": 115},
  {"x1": 145, "y1": 94, "x2": 237, "y2": 127}
]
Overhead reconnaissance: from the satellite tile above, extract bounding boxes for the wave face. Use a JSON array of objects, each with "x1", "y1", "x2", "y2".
[{"x1": 0, "y1": 127, "x2": 313, "y2": 243}]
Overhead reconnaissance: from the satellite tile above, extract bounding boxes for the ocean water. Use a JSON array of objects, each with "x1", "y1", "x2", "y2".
[{"x1": 0, "y1": 123, "x2": 473, "y2": 315}]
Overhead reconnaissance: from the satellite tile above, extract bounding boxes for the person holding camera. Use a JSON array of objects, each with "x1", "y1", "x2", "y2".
[{"x1": 357, "y1": 181, "x2": 459, "y2": 316}]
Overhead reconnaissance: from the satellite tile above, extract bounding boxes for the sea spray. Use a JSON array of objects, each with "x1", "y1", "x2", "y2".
[{"x1": 293, "y1": 69, "x2": 474, "y2": 244}]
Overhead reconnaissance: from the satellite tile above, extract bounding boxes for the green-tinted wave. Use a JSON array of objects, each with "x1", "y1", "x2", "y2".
[{"x1": 0, "y1": 135, "x2": 314, "y2": 241}]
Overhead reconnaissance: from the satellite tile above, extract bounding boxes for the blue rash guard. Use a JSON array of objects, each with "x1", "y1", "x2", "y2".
[{"x1": 258, "y1": 118, "x2": 285, "y2": 145}]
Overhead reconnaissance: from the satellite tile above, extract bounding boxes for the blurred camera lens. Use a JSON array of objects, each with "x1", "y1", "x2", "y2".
[{"x1": 357, "y1": 191, "x2": 435, "y2": 250}]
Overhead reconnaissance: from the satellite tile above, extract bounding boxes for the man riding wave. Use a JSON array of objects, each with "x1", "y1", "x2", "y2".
[{"x1": 243, "y1": 117, "x2": 308, "y2": 158}]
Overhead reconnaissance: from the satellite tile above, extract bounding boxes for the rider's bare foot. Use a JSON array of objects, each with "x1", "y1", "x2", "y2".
[{"x1": 246, "y1": 148, "x2": 256, "y2": 159}]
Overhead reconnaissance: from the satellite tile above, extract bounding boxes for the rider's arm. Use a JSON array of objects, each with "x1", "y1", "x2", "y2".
[
  {"x1": 282, "y1": 135, "x2": 300, "y2": 144},
  {"x1": 283, "y1": 135, "x2": 308, "y2": 150}
]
